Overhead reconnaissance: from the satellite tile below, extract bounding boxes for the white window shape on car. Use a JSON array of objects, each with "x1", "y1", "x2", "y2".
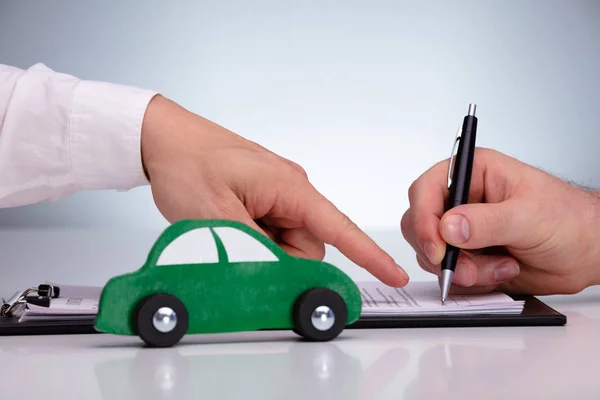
[
  {"x1": 213, "y1": 226, "x2": 278, "y2": 263},
  {"x1": 156, "y1": 228, "x2": 219, "y2": 265}
]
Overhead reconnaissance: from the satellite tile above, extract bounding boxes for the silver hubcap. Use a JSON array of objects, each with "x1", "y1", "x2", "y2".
[
  {"x1": 311, "y1": 305, "x2": 335, "y2": 331},
  {"x1": 152, "y1": 307, "x2": 177, "y2": 333}
]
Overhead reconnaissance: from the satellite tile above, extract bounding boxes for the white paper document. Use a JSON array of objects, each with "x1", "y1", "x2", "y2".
[{"x1": 358, "y1": 280, "x2": 525, "y2": 316}]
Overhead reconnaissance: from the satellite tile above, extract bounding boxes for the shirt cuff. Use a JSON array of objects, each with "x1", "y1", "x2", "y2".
[{"x1": 69, "y1": 80, "x2": 158, "y2": 191}]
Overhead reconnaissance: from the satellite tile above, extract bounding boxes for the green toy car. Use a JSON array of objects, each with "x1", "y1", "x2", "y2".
[{"x1": 94, "y1": 219, "x2": 363, "y2": 347}]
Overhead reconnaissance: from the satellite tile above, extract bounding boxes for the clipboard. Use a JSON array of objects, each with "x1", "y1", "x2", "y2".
[
  {"x1": 0, "y1": 289, "x2": 566, "y2": 336},
  {"x1": 0, "y1": 283, "x2": 98, "y2": 336},
  {"x1": 349, "y1": 295, "x2": 566, "y2": 329}
]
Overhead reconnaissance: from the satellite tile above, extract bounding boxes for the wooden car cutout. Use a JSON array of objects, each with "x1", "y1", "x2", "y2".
[{"x1": 94, "y1": 219, "x2": 363, "y2": 347}]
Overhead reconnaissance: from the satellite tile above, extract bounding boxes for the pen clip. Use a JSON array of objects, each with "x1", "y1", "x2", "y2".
[{"x1": 447, "y1": 124, "x2": 462, "y2": 188}]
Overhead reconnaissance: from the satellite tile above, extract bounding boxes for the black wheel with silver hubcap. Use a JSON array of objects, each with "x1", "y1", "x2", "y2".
[
  {"x1": 292, "y1": 288, "x2": 348, "y2": 341},
  {"x1": 134, "y1": 293, "x2": 188, "y2": 348}
]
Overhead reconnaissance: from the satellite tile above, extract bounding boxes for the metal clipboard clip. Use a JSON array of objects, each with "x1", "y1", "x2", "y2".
[
  {"x1": 0, "y1": 284, "x2": 60, "y2": 317},
  {"x1": 447, "y1": 123, "x2": 462, "y2": 189}
]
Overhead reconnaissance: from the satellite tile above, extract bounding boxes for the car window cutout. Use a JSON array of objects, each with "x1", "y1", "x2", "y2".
[
  {"x1": 213, "y1": 226, "x2": 278, "y2": 263},
  {"x1": 156, "y1": 227, "x2": 219, "y2": 265}
]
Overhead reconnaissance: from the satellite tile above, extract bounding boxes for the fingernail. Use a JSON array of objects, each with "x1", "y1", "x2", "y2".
[
  {"x1": 494, "y1": 262, "x2": 520, "y2": 282},
  {"x1": 423, "y1": 241, "x2": 437, "y2": 263},
  {"x1": 396, "y1": 264, "x2": 410, "y2": 282},
  {"x1": 443, "y1": 214, "x2": 470, "y2": 243}
]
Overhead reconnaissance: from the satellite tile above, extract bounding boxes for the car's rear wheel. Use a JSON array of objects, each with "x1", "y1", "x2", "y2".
[
  {"x1": 292, "y1": 288, "x2": 347, "y2": 341},
  {"x1": 134, "y1": 293, "x2": 189, "y2": 347}
]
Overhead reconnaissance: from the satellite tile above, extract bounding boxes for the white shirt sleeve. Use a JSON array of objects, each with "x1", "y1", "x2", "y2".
[{"x1": 0, "y1": 63, "x2": 158, "y2": 208}]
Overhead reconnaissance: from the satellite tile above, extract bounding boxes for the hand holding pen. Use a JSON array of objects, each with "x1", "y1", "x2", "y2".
[
  {"x1": 439, "y1": 104, "x2": 478, "y2": 304},
  {"x1": 401, "y1": 104, "x2": 600, "y2": 298}
]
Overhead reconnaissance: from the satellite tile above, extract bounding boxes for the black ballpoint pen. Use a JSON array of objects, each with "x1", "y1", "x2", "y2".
[{"x1": 440, "y1": 103, "x2": 478, "y2": 305}]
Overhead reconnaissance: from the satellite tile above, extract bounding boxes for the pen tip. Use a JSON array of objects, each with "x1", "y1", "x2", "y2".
[{"x1": 440, "y1": 270, "x2": 452, "y2": 306}]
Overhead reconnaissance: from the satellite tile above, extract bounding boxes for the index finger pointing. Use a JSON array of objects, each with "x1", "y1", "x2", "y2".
[{"x1": 301, "y1": 190, "x2": 410, "y2": 287}]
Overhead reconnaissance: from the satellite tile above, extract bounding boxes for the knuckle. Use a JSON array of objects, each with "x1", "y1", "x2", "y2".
[
  {"x1": 277, "y1": 156, "x2": 309, "y2": 180},
  {"x1": 289, "y1": 161, "x2": 309, "y2": 178},
  {"x1": 400, "y1": 211, "x2": 411, "y2": 238},
  {"x1": 407, "y1": 180, "x2": 419, "y2": 204},
  {"x1": 282, "y1": 161, "x2": 309, "y2": 182},
  {"x1": 359, "y1": 251, "x2": 384, "y2": 274},
  {"x1": 339, "y1": 211, "x2": 358, "y2": 232},
  {"x1": 331, "y1": 212, "x2": 359, "y2": 245}
]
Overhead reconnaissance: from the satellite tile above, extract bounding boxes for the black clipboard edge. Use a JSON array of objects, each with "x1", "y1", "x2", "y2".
[
  {"x1": 0, "y1": 318, "x2": 97, "y2": 336},
  {"x1": 349, "y1": 296, "x2": 566, "y2": 329},
  {"x1": 0, "y1": 295, "x2": 566, "y2": 336}
]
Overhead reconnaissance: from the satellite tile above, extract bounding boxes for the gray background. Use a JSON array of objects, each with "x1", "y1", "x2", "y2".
[{"x1": 1, "y1": 0, "x2": 599, "y2": 295}]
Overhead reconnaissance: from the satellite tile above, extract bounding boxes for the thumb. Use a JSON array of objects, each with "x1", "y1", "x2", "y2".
[{"x1": 439, "y1": 201, "x2": 527, "y2": 249}]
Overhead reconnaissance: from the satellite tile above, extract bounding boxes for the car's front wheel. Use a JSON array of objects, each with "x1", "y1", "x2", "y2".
[
  {"x1": 134, "y1": 293, "x2": 189, "y2": 347},
  {"x1": 292, "y1": 288, "x2": 348, "y2": 341}
]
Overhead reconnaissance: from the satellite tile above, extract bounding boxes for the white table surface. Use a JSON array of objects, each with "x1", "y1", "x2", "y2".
[{"x1": 2, "y1": 287, "x2": 600, "y2": 400}]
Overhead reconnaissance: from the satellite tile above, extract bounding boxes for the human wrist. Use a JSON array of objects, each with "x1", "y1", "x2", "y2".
[{"x1": 140, "y1": 95, "x2": 195, "y2": 182}]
